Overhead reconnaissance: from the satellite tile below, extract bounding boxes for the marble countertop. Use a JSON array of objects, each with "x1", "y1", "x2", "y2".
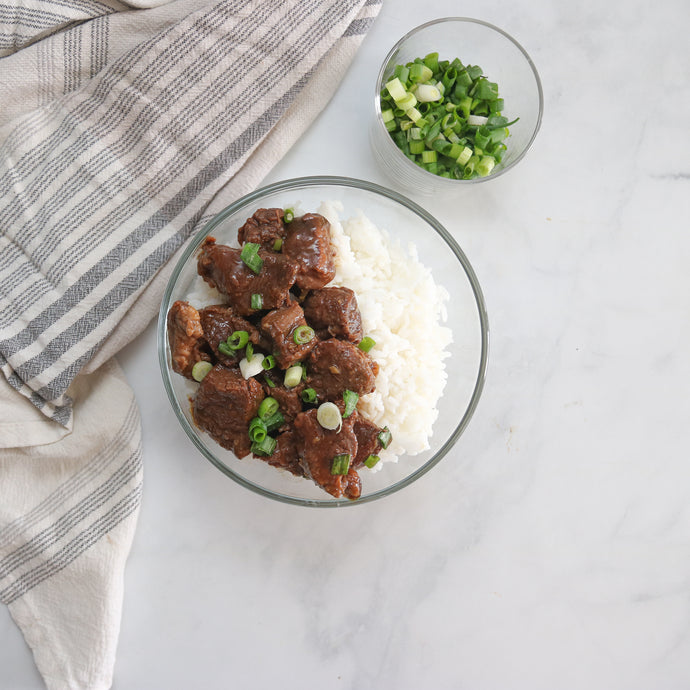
[{"x1": 3, "y1": 0, "x2": 690, "y2": 687}]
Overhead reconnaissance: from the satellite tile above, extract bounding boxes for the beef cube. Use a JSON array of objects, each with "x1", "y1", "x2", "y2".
[
  {"x1": 282, "y1": 213, "x2": 335, "y2": 290},
  {"x1": 260, "y1": 301, "x2": 317, "y2": 368},
  {"x1": 302, "y1": 286, "x2": 363, "y2": 343},
  {"x1": 306, "y1": 339, "x2": 377, "y2": 400},
  {"x1": 197, "y1": 237, "x2": 297, "y2": 316},
  {"x1": 199, "y1": 304, "x2": 262, "y2": 367},
  {"x1": 237, "y1": 208, "x2": 286, "y2": 249},
  {"x1": 167, "y1": 300, "x2": 211, "y2": 379},
  {"x1": 293, "y1": 408, "x2": 360, "y2": 499},
  {"x1": 260, "y1": 430, "x2": 304, "y2": 477},
  {"x1": 351, "y1": 412, "x2": 384, "y2": 469},
  {"x1": 192, "y1": 365, "x2": 264, "y2": 458}
]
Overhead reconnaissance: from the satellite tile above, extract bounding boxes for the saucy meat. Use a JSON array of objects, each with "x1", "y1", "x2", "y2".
[
  {"x1": 282, "y1": 213, "x2": 335, "y2": 290},
  {"x1": 302, "y1": 286, "x2": 363, "y2": 343},
  {"x1": 167, "y1": 207, "x2": 392, "y2": 500},
  {"x1": 293, "y1": 408, "x2": 360, "y2": 499},
  {"x1": 237, "y1": 207, "x2": 286, "y2": 248},
  {"x1": 192, "y1": 365, "x2": 264, "y2": 459},
  {"x1": 306, "y1": 339, "x2": 378, "y2": 399},
  {"x1": 260, "y1": 301, "x2": 317, "y2": 369},
  {"x1": 167, "y1": 300, "x2": 210, "y2": 379},
  {"x1": 197, "y1": 237, "x2": 297, "y2": 316}
]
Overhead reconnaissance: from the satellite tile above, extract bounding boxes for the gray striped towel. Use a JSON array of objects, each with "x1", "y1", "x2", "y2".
[{"x1": 0, "y1": 0, "x2": 381, "y2": 687}]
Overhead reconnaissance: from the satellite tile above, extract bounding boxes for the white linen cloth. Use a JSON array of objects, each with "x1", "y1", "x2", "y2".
[{"x1": 0, "y1": 0, "x2": 381, "y2": 687}]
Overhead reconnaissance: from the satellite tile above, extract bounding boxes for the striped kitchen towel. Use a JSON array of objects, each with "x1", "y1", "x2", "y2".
[{"x1": 0, "y1": 0, "x2": 382, "y2": 688}]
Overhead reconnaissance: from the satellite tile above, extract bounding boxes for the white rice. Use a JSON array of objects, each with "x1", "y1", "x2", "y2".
[
  {"x1": 184, "y1": 201, "x2": 453, "y2": 466},
  {"x1": 318, "y1": 201, "x2": 452, "y2": 465}
]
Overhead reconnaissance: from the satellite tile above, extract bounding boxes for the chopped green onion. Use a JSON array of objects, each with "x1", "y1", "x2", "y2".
[
  {"x1": 385, "y1": 77, "x2": 407, "y2": 102},
  {"x1": 261, "y1": 355, "x2": 276, "y2": 370},
  {"x1": 364, "y1": 454, "x2": 380, "y2": 469},
  {"x1": 240, "y1": 352, "x2": 265, "y2": 379},
  {"x1": 252, "y1": 435, "x2": 277, "y2": 457},
  {"x1": 264, "y1": 375, "x2": 276, "y2": 388},
  {"x1": 293, "y1": 325, "x2": 315, "y2": 345},
  {"x1": 301, "y1": 387, "x2": 317, "y2": 404},
  {"x1": 263, "y1": 411, "x2": 284, "y2": 433},
  {"x1": 283, "y1": 208, "x2": 295, "y2": 223},
  {"x1": 377, "y1": 426, "x2": 392, "y2": 449},
  {"x1": 250, "y1": 293, "x2": 263, "y2": 310},
  {"x1": 342, "y1": 389, "x2": 358, "y2": 418},
  {"x1": 245, "y1": 342, "x2": 253, "y2": 360},
  {"x1": 330, "y1": 453, "x2": 351, "y2": 476},
  {"x1": 191, "y1": 361, "x2": 213, "y2": 382},
  {"x1": 217, "y1": 341, "x2": 234, "y2": 357},
  {"x1": 227, "y1": 330, "x2": 249, "y2": 350},
  {"x1": 317, "y1": 402, "x2": 342, "y2": 431},
  {"x1": 357, "y1": 336, "x2": 376, "y2": 353},
  {"x1": 284, "y1": 365, "x2": 303, "y2": 389},
  {"x1": 258, "y1": 396, "x2": 279, "y2": 420},
  {"x1": 272, "y1": 237, "x2": 283, "y2": 252},
  {"x1": 240, "y1": 242, "x2": 263, "y2": 274},
  {"x1": 248, "y1": 417, "x2": 267, "y2": 443}
]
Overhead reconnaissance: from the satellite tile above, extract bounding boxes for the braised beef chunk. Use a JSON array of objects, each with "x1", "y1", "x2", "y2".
[
  {"x1": 351, "y1": 412, "x2": 384, "y2": 468},
  {"x1": 167, "y1": 300, "x2": 210, "y2": 379},
  {"x1": 192, "y1": 365, "x2": 264, "y2": 458},
  {"x1": 282, "y1": 213, "x2": 335, "y2": 290},
  {"x1": 199, "y1": 304, "x2": 262, "y2": 367},
  {"x1": 293, "y1": 409, "x2": 360, "y2": 498},
  {"x1": 237, "y1": 208, "x2": 286, "y2": 248},
  {"x1": 260, "y1": 301, "x2": 317, "y2": 368},
  {"x1": 262, "y1": 430, "x2": 304, "y2": 477},
  {"x1": 302, "y1": 286, "x2": 363, "y2": 343},
  {"x1": 306, "y1": 339, "x2": 377, "y2": 399},
  {"x1": 197, "y1": 237, "x2": 297, "y2": 316}
]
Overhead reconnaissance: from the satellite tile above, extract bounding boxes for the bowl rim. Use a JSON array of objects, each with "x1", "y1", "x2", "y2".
[
  {"x1": 157, "y1": 175, "x2": 489, "y2": 507},
  {"x1": 373, "y1": 16, "x2": 544, "y2": 186}
]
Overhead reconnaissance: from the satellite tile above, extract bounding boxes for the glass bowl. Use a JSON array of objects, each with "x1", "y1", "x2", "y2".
[
  {"x1": 370, "y1": 17, "x2": 544, "y2": 195},
  {"x1": 158, "y1": 176, "x2": 488, "y2": 507}
]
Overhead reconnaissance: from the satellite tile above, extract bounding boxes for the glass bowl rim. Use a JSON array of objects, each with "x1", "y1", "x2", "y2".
[
  {"x1": 373, "y1": 16, "x2": 545, "y2": 186},
  {"x1": 157, "y1": 175, "x2": 489, "y2": 507}
]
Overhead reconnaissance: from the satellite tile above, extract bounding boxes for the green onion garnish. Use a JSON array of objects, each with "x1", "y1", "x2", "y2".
[
  {"x1": 357, "y1": 336, "x2": 375, "y2": 353},
  {"x1": 317, "y1": 402, "x2": 342, "y2": 431},
  {"x1": 261, "y1": 355, "x2": 276, "y2": 370},
  {"x1": 252, "y1": 435, "x2": 277, "y2": 457},
  {"x1": 293, "y1": 325, "x2": 315, "y2": 345},
  {"x1": 227, "y1": 330, "x2": 249, "y2": 350},
  {"x1": 377, "y1": 426, "x2": 392, "y2": 449},
  {"x1": 264, "y1": 375, "x2": 276, "y2": 388},
  {"x1": 283, "y1": 208, "x2": 295, "y2": 223},
  {"x1": 273, "y1": 238, "x2": 283, "y2": 251},
  {"x1": 240, "y1": 242, "x2": 263, "y2": 274},
  {"x1": 258, "y1": 396, "x2": 279, "y2": 420},
  {"x1": 364, "y1": 454, "x2": 380, "y2": 469},
  {"x1": 263, "y1": 411, "x2": 284, "y2": 433},
  {"x1": 217, "y1": 341, "x2": 234, "y2": 357},
  {"x1": 191, "y1": 361, "x2": 213, "y2": 382},
  {"x1": 330, "y1": 453, "x2": 351, "y2": 476},
  {"x1": 301, "y1": 387, "x2": 317, "y2": 404},
  {"x1": 379, "y1": 54, "x2": 518, "y2": 179},
  {"x1": 250, "y1": 293, "x2": 263, "y2": 310},
  {"x1": 284, "y1": 365, "x2": 303, "y2": 389},
  {"x1": 342, "y1": 389, "x2": 358, "y2": 418},
  {"x1": 248, "y1": 417, "x2": 268, "y2": 443},
  {"x1": 245, "y1": 342, "x2": 253, "y2": 360}
]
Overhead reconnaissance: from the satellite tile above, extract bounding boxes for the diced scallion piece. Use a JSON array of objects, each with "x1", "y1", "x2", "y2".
[
  {"x1": 377, "y1": 426, "x2": 392, "y2": 449},
  {"x1": 263, "y1": 411, "x2": 284, "y2": 433},
  {"x1": 284, "y1": 364, "x2": 303, "y2": 389},
  {"x1": 248, "y1": 417, "x2": 267, "y2": 443},
  {"x1": 273, "y1": 238, "x2": 283, "y2": 251},
  {"x1": 250, "y1": 293, "x2": 263, "y2": 310},
  {"x1": 191, "y1": 361, "x2": 213, "y2": 382},
  {"x1": 258, "y1": 396, "x2": 279, "y2": 420},
  {"x1": 364, "y1": 454, "x2": 380, "y2": 469},
  {"x1": 301, "y1": 387, "x2": 317, "y2": 404},
  {"x1": 283, "y1": 208, "x2": 295, "y2": 223},
  {"x1": 252, "y1": 435, "x2": 277, "y2": 457},
  {"x1": 357, "y1": 336, "x2": 375, "y2": 353},
  {"x1": 227, "y1": 330, "x2": 249, "y2": 350},
  {"x1": 293, "y1": 325, "x2": 315, "y2": 345},
  {"x1": 240, "y1": 242, "x2": 263, "y2": 274},
  {"x1": 240, "y1": 352, "x2": 265, "y2": 379},
  {"x1": 342, "y1": 389, "x2": 358, "y2": 418},
  {"x1": 317, "y1": 402, "x2": 342, "y2": 431},
  {"x1": 330, "y1": 453, "x2": 351, "y2": 476},
  {"x1": 261, "y1": 355, "x2": 276, "y2": 370}
]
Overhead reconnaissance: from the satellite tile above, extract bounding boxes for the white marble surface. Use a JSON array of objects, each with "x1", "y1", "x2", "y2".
[{"x1": 3, "y1": 0, "x2": 690, "y2": 687}]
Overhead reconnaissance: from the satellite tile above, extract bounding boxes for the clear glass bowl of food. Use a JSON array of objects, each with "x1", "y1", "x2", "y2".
[
  {"x1": 158, "y1": 176, "x2": 488, "y2": 507},
  {"x1": 370, "y1": 17, "x2": 543, "y2": 195}
]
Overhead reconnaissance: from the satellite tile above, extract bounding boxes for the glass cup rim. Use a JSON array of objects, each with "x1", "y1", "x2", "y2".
[
  {"x1": 157, "y1": 175, "x2": 489, "y2": 507},
  {"x1": 373, "y1": 16, "x2": 544, "y2": 186}
]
